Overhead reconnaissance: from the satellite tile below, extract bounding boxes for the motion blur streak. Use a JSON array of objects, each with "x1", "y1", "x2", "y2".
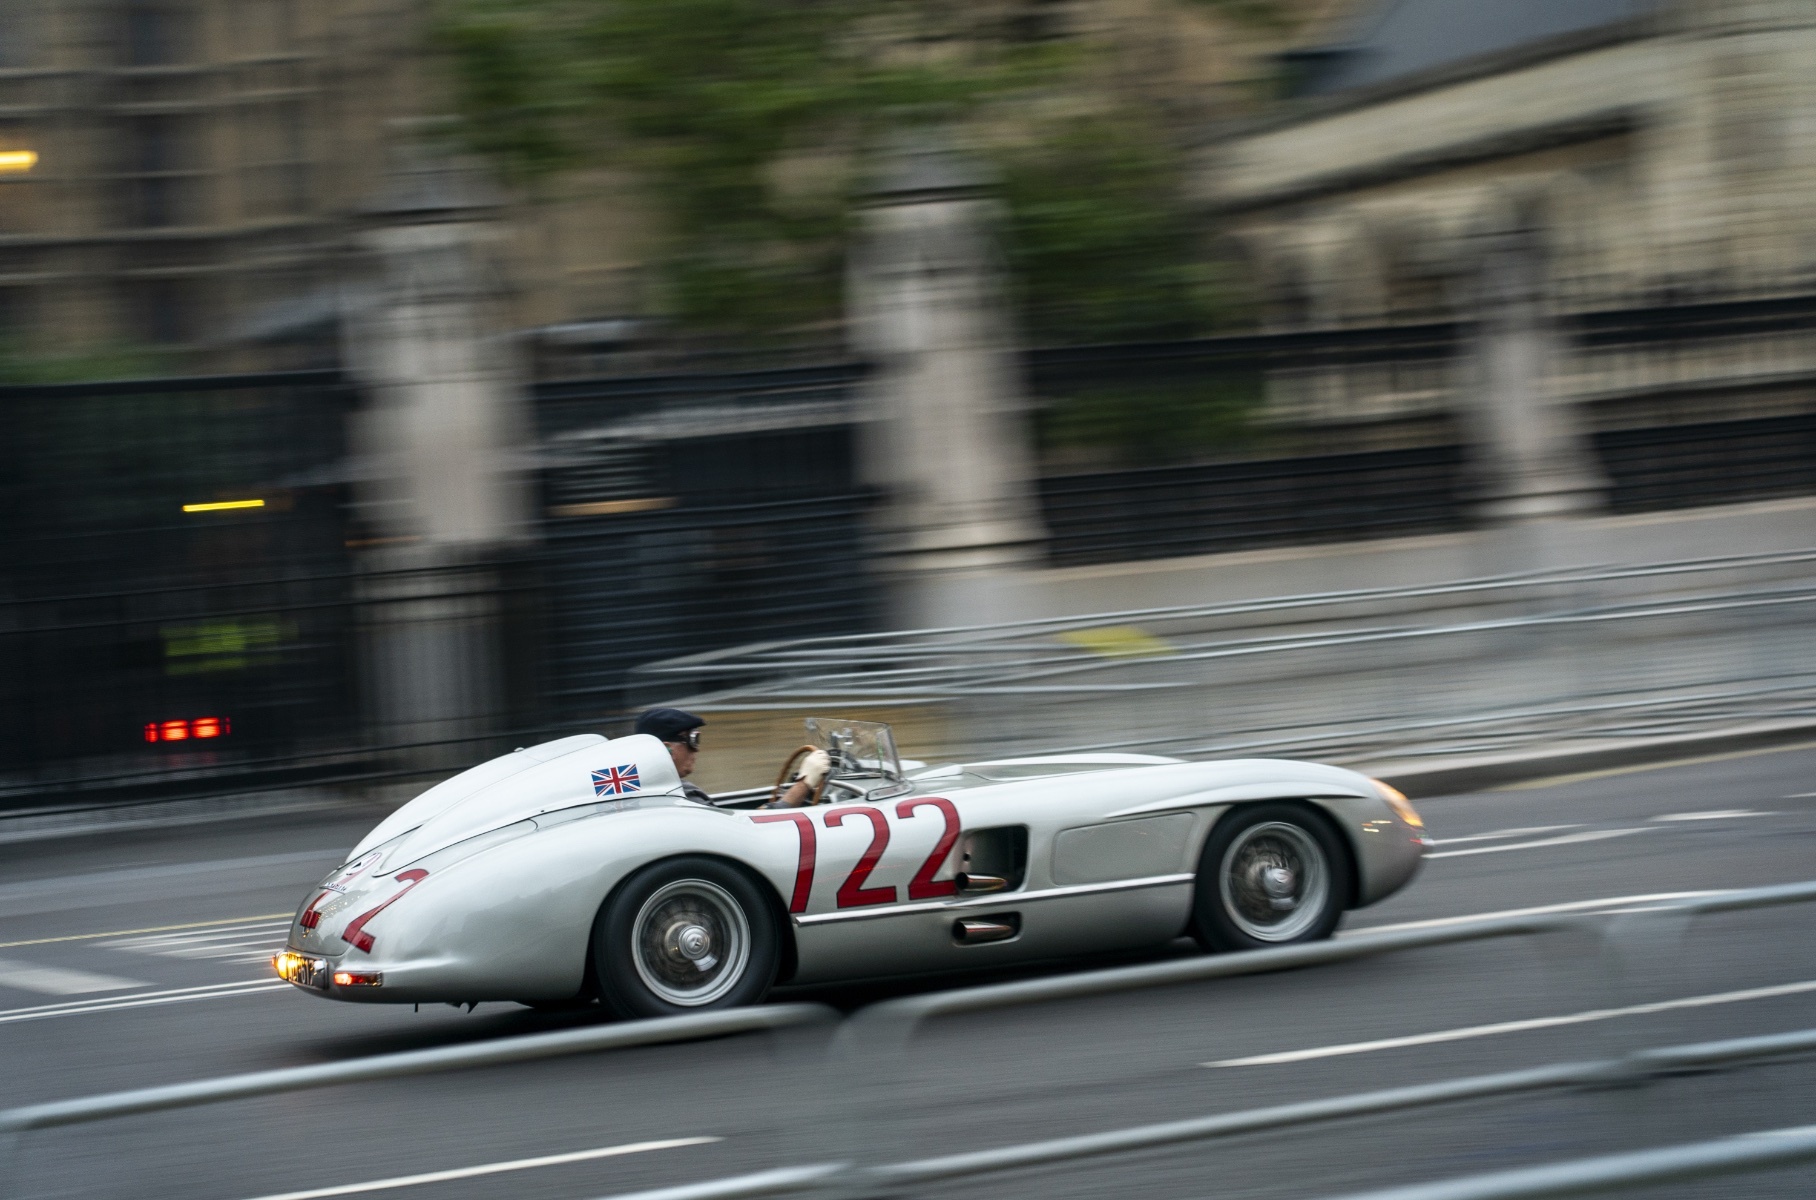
[
  {"x1": 234, "y1": 1137, "x2": 721, "y2": 1200},
  {"x1": 1345, "y1": 891, "x2": 1725, "y2": 936},
  {"x1": 0, "y1": 916, "x2": 291, "y2": 951},
  {"x1": 0, "y1": 981, "x2": 287, "y2": 1025},
  {"x1": 1205, "y1": 979, "x2": 1816, "y2": 1067}
]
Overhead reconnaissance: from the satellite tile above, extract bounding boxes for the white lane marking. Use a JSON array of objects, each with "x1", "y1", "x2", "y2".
[
  {"x1": 1341, "y1": 891, "x2": 1725, "y2": 937},
  {"x1": 0, "y1": 957, "x2": 142, "y2": 996},
  {"x1": 106, "y1": 919, "x2": 292, "y2": 964},
  {"x1": 0, "y1": 913, "x2": 293, "y2": 951},
  {"x1": 1651, "y1": 809, "x2": 1773, "y2": 822},
  {"x1": 1428, "y1": 825, "x2": 1582, "y2": 847},
  {"x1": 0, "y1": 979, "x2": 285, "y2": 1024},
  {"x1": 1425, "y1": 827, "x2": 1652, "y2": 859},
  {"x1": 233, "y1": 1136, "x2": 721, "y2": 1200},
  {"x1": 1204, "y1": 978, "x2": 1816, "y2": 1068}
]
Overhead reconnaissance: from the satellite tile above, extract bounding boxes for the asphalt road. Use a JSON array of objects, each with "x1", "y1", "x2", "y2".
[{"x1": 7, "y1": 744, "x2": 1816, "y2": 1200}]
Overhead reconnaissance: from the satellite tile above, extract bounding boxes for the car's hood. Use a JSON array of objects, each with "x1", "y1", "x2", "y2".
[{"x1": 347, "y1": 732, "x2": 684, "y2": 868}]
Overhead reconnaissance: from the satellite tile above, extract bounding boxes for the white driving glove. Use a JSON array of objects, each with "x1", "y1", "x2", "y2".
[{"x1": 798, "y1": 749, "x2": 832, "y2": 789}]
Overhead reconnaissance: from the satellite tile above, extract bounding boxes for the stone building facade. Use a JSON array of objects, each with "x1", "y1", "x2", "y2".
[
  {"x1": 0, "y1": 0, "x2": 646, "y2": 363},
  {"x1": 1204, "y1": 0, "x2": 1816, "y2": 432}
]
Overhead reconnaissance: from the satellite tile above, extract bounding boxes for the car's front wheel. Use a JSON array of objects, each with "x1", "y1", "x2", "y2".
[
  {"x1": 1192, "y1": 803, "x2": 1351, "y2": 952},
  {"x1": 592, "y1": 856, "x2": 780, "y2": 1020}
]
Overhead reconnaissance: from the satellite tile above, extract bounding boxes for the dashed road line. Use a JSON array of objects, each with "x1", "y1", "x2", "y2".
[
  {"x1": 234, "y1": 1136, "x2": 721, "y2": 1200},
  {"x1": 0, "y1": 979, "x2": 287, "y2": 1024},
  {"x1": 1342, "y1": 890, "x2": 1725, "y2": 937},
  {"x1": 1428, "y1": 825, "x2": 1582, "y2": 847},
  {"x1": 1425, "y1": 827, "x2": 1653, "y2": 859},
  {"x1": 105, "y1": 919, "x2": 292, "y2": 965},
  {"x1": 0, "y1": 957, "x2": 142, "y2": 996},
  {"x1": 0, "y1": 913, "x2": 291, "y2": 950},
  {"x1": 1204, "y1": 978, "x2": 1816, "y2": 1068},
  {"x1": 1652, "y1": 809, "x2": 1774, "y2": 822}
]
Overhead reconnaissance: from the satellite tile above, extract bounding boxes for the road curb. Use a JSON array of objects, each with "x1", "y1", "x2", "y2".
[{"x1": 1370, "y1": 719, "x2": 1816, "y2": 799}]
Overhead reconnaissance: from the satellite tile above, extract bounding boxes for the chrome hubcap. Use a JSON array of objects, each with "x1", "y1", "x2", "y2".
[
  {"x1": 1219, "y1": 821, "x2": 1329, "y2": 942},
  {"x1": 632, "y1": 880, "x2": 749, "y2": 1006}
]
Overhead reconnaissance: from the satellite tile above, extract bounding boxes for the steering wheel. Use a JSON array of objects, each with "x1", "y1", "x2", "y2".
[{"x1": 772, "y1": 744, "x2": 830, "y2": 807}]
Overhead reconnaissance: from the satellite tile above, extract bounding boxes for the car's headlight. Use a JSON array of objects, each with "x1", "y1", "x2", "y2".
[{"x1": 1371, "y1": 779, "x2": 1424, "y2": 829}]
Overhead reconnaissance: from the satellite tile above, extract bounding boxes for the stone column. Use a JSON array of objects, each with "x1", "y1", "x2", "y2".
[
  {"x1": 847, "y1": 139, "x2": 1046, "y2": 628},
  {"x1": 342, "y1": 134, "x2": 532, "y2": 763},
  {"x1": 1460, "y1": 221, "x2": 1605, "y2": 523}
]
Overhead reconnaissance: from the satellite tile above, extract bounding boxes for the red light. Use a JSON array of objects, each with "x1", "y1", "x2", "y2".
[
  {"x1": 146, "y1": 716, "x2": 231, "y2": 743},
  {"x1": 332, "y1": 971, "x2": 382, "y2": 987}
]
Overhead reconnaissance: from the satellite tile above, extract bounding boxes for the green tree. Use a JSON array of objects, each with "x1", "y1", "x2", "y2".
[{"x1": 437, "y1": 0, "x2": 1239, "y2": 343}]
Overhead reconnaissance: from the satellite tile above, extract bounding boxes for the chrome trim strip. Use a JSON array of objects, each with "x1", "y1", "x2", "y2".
[{"x1": 793, "y1": 873, "x2": 1196, "y2": 927}]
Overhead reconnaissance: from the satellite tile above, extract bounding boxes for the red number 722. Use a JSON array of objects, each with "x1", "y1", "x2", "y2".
[{"x1": 751, "y1": 798, "x2": 960, "y2": 913}]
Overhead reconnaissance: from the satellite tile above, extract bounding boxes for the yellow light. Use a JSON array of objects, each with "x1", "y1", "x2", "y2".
[
  {"x1": 182, "y1": 499, "x2": 266, "y2": 513},
  {"x1": 273, "y1": 951, "x2": 301, "y2": 981},
  {"x1": 0, "y1": 150, "x2": 37, "y2": 172},
  {"x1": 1373, "y1": 780, "x2": 1425, "y2": 829}
]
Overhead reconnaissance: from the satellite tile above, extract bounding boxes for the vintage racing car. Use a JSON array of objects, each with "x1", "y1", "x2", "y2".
[{"x1": 275, "y1": 719, "x2": 1427, "y2": 1017}]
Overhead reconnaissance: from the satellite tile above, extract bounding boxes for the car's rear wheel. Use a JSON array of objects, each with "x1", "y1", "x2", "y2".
[
  {"x1": 592, "y1": 856, "x2": 780, "y2": 1020},
  {"x1": 1192, "y1": 803, "x2": 1351, "y2": 952}
]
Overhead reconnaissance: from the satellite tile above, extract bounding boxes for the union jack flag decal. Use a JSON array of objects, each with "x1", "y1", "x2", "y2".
[{"x1": 593, "y1": 764, "x2": 641, "y2": 796}]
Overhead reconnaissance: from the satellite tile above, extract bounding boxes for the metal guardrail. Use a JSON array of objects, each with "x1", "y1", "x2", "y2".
[
  {"x1": 578, "y1": 1030, "x2": 1816, "y2": 1200},
  {"x1": 864, "y1": 1026, "x2": 1816, "y2": 1191},
  {"x1": 14, "y1": 882, "x2": 1816, "y2": 1200},
  {"x1": 0, "y1": 1002, "x2": 835, "y2": 1134},
  {"x1": 636, "y1": 546, "x2": 1816, "y2": 770},
  {"x1": 1314, "y1": 1123, "x2": 1816, "y2": 1200},
  {"x1": 585, "y1": 880, "x2": 1816, "y2": 1200},
  {"x1": 0, "y1": 1003, "x2": 836, "y2": 1199}
]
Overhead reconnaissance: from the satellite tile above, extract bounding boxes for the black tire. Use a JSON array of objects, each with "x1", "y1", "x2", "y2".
[
  {"x1": 591, "y1": 856, "x2": 780, "y2": 1020},
  {"x1": 1192, "y1": 803, "x2": 1352, "y2": 953}
]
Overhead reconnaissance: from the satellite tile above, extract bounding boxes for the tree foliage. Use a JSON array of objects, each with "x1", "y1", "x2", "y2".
[{"x1": 437, "y1": 0, "x2": 1237, "y2": 342}]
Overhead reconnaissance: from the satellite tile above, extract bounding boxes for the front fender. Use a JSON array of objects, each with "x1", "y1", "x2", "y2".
[{"x1": 1307, "y1": 792, "x2": 1425, "y2": 907}]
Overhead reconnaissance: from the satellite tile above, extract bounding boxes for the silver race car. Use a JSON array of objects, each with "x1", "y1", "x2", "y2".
[{"x1": 275, "y1": 719, "x2": 1427, "y2": 1017}]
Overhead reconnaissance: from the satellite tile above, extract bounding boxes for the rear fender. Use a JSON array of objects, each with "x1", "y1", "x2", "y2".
[{"x1": 347, "y1": 807, "x2": 801, "y2": 1001}]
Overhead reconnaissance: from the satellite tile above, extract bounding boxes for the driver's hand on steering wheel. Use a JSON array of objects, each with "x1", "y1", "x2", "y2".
[
  {"x1": 797, "y1": 749, "x2": 832, "y2": 791},
  {"x1": 760, "y1": 749, "x2": 834, "y2": 809}
]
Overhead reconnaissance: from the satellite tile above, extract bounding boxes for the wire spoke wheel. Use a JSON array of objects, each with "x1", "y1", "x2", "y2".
[
  {"x1": 631, "y1": 879, "x2": 752, "y2": 1006},
  {"x1": 1217, "y1": 820, "x2": 1330, "y2": 942}
]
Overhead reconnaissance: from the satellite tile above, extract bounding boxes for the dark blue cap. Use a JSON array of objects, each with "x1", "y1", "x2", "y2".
[{"x1": 634, "y1": 707, "x2": 705, "y2": 743}]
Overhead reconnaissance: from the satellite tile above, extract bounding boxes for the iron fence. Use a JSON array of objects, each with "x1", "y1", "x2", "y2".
[
  {"x1": 1026, "y1": 291, "x2": 1816, "y2": 565},
  {"x1": 1038, "y1": 444, "x2": 1468, "y2": 566},
  {"x1": 534, "y1": 362, "x2": 880, "y2": 715},
  {"x1": 0, "y1": 557, "x2": 554, "y2": 812}
]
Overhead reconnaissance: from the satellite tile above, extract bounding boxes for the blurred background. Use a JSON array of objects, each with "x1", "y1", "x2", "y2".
[
  {"x1": 12, "y1": 6, "x2": 1816, "y2": 1200},
  {"x1": 6, "y1": 0, "x2": 1816, "y2": 805}
]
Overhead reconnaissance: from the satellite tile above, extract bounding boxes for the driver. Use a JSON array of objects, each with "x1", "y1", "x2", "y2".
[
  {"x1": 634, "y1": 707, "x2": 714, "y2": 804},
  {"x1": 634, "y1": 706, "x2": 833, "y2": 808}
]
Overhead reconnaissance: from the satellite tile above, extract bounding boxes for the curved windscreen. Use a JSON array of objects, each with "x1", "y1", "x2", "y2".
[{"x1": 804, "y1": 717, "x2": 903, "y2": 784}]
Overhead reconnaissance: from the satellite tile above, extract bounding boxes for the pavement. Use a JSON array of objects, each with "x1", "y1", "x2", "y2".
[{"x1": 6, "y1": 743, "x2": 1816, "y2": 1199}]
